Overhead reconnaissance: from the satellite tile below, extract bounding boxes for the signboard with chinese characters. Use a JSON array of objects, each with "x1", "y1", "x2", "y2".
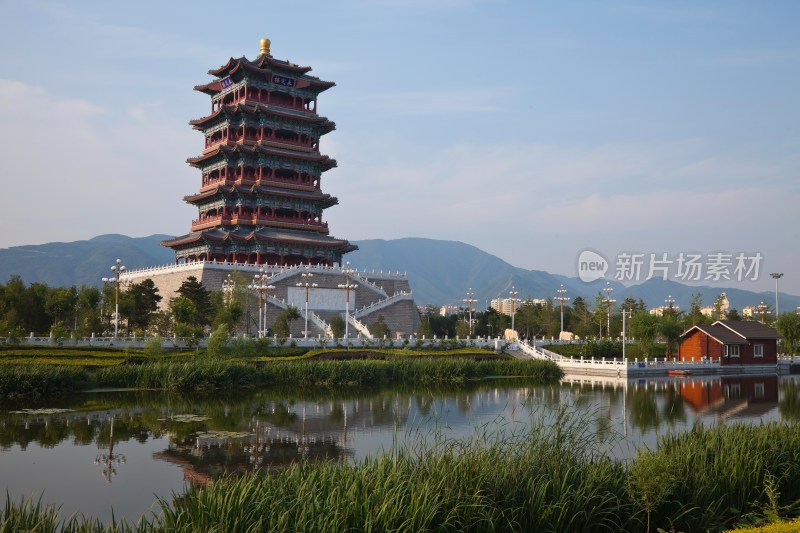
[
  {"x1": 271, "y1": 74, "x2": 296, "y2": 88},
  {"x1": 220, "y1": 76, "x2": 234, "y2": 91}
]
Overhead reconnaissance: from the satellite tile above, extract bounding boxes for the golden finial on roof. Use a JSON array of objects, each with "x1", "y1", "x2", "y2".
[{"x1": 260, "y1": 38, "x2": 271, "y2": 56}]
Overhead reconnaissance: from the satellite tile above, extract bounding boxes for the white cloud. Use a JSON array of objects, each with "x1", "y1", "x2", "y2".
[
  {"x1": 0, "y1": 80, "x2": 195, "y2": 247},
  {"x1": 326, "y1": 134, "x2": 800, "y2": 291}
]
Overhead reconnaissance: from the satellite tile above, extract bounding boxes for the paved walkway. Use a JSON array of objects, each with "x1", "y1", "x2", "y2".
[{"x1": 506, "y1": 349, "x2": 530, "y2": 360}]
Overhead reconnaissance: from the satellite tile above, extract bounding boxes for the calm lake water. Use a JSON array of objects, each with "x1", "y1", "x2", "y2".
[{"x1": 1, "y1": 373, "x2": 798, "y2": 523}]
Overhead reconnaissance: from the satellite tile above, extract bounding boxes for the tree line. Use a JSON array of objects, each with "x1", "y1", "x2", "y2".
[
  {"x1": 0, "y1": 274, "x2": 236, "y2": 340},
  {"x1": 418, "y1": 293, "x2": 800, "y2": 355},
  {"x1": 0, "y1": 274, "x2": 396, "y2": 342}
]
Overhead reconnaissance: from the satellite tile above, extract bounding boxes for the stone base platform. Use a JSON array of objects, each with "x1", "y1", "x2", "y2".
[{"x1": 120, "y1": 261, "x2": 421, "y2": 337}]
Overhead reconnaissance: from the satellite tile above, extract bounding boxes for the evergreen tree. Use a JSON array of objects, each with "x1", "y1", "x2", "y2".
[
  {"x1": 777, "y1": 313, "x2": 800, "y2": 355},
  {"x1": 125, "y1": 279, "x2": 162, "y2": 331},
  {"x1": 176, "y1": 276, "x2": 213, "y2": 326},
  {"x1": 368, "y1": 315, "x2": 391, "y2": 339}
]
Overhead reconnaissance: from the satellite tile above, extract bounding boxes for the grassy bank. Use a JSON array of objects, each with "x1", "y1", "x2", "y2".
[
  {"x1": 0, "y1": 357, "x2": 562, "y2": 402},
  {"x1": 3, "y1": 418, "x2": 799, "y2": 532}
]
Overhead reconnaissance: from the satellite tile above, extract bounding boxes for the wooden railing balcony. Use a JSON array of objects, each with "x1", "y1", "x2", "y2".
[
  {"x1": 261, "y1": 138, "x2": 315, "y2": 153},
  {"x1": 191, "y1": 214, "x2": 329, "y2": 233},
  {"x1": 200, "y1": 176, "x2": 317, "y2": 193},
  {"x1": 191, "y1": 214, "x2": 224, "y2": 231},
  {"x1": 256, "y1": 217, "x2": 329, "y2": 234},
  {"x1": 203, "y1": 134, "x2": 315, "y2": 154}
]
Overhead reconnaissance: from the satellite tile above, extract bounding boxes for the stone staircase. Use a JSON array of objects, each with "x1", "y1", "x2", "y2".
[{"x1": 353, "y1": 291, "x2": 414, "y2": 319}]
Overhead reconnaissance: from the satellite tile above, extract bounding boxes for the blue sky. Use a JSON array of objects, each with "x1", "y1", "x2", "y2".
[{"x1": 1, "y1": 1, "x2": 798, "y2": 293}]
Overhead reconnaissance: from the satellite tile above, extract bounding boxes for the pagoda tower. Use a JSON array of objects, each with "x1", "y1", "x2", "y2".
[{"x1": 163, "y1": 38, "x2": 356, "y2": 266}]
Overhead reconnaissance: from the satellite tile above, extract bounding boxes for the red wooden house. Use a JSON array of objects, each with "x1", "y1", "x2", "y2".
[{"x1": 678, "y1": 320, "x2": 780, "y2": 365}]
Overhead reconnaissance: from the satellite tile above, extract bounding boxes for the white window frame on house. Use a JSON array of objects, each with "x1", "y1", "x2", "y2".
[
  {"x1": 755, "y1": 382, "x2": 765, "y2": 398},
  {"x1": 754, "y1": 344, "x2": 764, "y2": 358},
  {"x1": 729, "y1": 344, "x2": 740, "y2": 357},
  {"x1": 724, "y1": 345, "x2": 728, "y2": 357}
]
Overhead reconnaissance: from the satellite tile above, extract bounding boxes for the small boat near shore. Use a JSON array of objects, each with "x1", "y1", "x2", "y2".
[{"x1": 667, "y1": 369, "x2": 692, "y2": 377}]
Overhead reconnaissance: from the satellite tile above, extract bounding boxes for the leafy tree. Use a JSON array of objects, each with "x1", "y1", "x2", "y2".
[
  {"x1": 686, "y1": 293, "x2": 706, "y2": 327},
  {"x1": 75, "y1": 286, "x2": 102, "y2": 336},
  {"x1": 149, "y1": 310, "x2": 173, "y2": 337},
  {"x1": 206, "y1": 324, "x2": 230, "y2": 357},
  {"x1": 272, "y1": 306, "x2": 300, "y2": 338},
  {"x1": 455, "y1": 319, "x2": 471, "y2": 339},
  {"x1": 368, "y1": 315, "x2": 391, "y2": 339},
  {"x1": 660, "y1": 314, "x2": 683, "y2": 358},
  {"x1": 725, "y1": 308, "x2": 741, "y2": 321},
  {"x1": 712, "y1": 294, "x2": 726, "y2": 321},
  {"x1": 622, "y1": 297, "x2": 646, "y2": 314},
  {"x1": 329, "y1": 315, "x2": 345, "y2": 339},
  {"x1": 777, "y1": 313, "x2": 800, "y2": 355},
  {"x1": 417, "y1": 316, "x2": 434, "y2": 338},
  {"x1": 44, "y1": 287, "x2": 77, "y2": 328},
  {"x1": 593, "y1": 292, "x2": 615, "y2": 338},
  {"x1": 569, "y1": 296, "x2": 594, "y2": 338},
  {"x1": 478, "y1": 307, "x2": 508, "y2": 339},
  {"x1": 631, "y1": 311, "x2": 659, "y2": 358},
  {"x1": 177, "y1": 276, "x2": 213, "y2": 326},
  {"x1": 211, "y1": 290, "x2": 244, "y2": 334},
  {"x1": 170, "y1": 296, "x2": 198, "y2": 325}
]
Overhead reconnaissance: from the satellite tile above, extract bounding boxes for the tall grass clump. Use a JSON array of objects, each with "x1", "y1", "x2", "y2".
[
  {"x1": 0, "y1": 365, "x2": 89, "y2": 401},
  {"x1": 1, "y1": 495, "x2": 62, "y2": 532},
  {"x1": 634, "y1": 422, "x2": 800, "y2": 532},
  {"x1": 154, "y1": 408, "x2": 629, "y2": 532},
  {"x1": 0, "y1": 495, "x2": 131, "y2": 532}
]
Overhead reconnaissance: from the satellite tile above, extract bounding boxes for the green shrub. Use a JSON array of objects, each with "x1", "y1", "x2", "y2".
[{"x1": 143, "y1": 335, "x2": 164, "y2": 358}]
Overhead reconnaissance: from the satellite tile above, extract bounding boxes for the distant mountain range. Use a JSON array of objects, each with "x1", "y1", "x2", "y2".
[{"x1": 1, "y1": 234, "x2": 797, "y2": 312}]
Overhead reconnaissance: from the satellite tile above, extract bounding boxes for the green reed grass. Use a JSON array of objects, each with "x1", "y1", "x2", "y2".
[
  {"x1": 2, "y1": 416, "x2": 800, "y2": 532},
  {"x1": 1, "y1": 358, "x2": 562, "y2": 402},
  {"x1": 0, "y1": 365, "x2": 89, "y2": 401}
]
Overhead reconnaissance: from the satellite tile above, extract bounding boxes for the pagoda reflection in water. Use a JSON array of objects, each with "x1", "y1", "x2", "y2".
[{"x1": 153, "y1": 398, "x2": 409, "y2": 486}]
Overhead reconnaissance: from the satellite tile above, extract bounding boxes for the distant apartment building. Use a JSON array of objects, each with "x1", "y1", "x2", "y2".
[
  {"x1": 742, "y1": 304, "x2": 771, "y2": 320},
  {"x1": 491, "y1": 297, "x2": 546, "y2": 316},
  {"x1": 439, "y1": 304, "x2": 462, "y2": 317},
  {"x1": 417, "y1": 305, "x2": 437, "y2": 316}
]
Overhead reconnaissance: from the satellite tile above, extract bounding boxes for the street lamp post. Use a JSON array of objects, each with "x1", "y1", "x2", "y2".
[
  {"x1": 296, "y1": 267, "x2": 318, "y2": 338},
  {"x1": 222, "y1": 273, "x2": 235, "y2": 306},
  {"x1": 101, "y1": 259, "x2": 125, "y2": 338},
  {"x1": 621, "y1": 307, "x2": 632, "y2": 360},
  {"x1": 756, "y1": 301, "x2": 770, "y2": 324},
  {"x1": 602, "y1": 282, "x2": 616, "y2": 339},
  {"x1": 249, "y1": 268, "x2": 275, "y2": 337},
  {"x1": 555, "y1": 284, "x2": 570, "y2": 335},
  {"x1": 338, "y1": 262, "x2": 357, "y2": 339},
  {"x1": 94, "y1": 415, "x2": 125, "y2": 483},
  {"x1": 771, "y1": 273, "x2": 783, "y2": 318},
  {"x1": 665, "y1": 295, "x2": 679, "y2": 316},
  {"x1": 509, "y1": 286, "x2": 518, "y2": 336},
  {"x1": 463, "y1": 288, "x2": 477, "y2": 337}
]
